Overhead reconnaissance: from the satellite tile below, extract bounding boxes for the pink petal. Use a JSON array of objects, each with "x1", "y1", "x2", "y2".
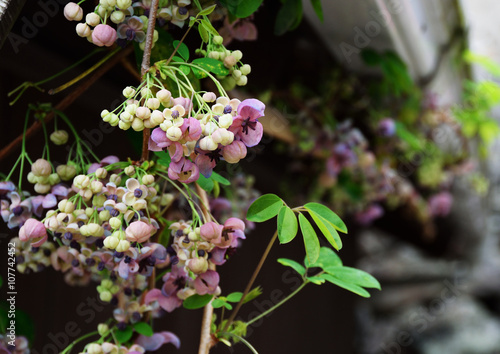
[{"x1": 240, "y1": 121, "x2": 263, "y2": 147}]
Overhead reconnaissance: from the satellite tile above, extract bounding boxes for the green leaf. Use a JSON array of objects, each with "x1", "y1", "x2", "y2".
[
  {"x1": 226, "y1": 292, "x2": 243, "y2": 302},
  {"x1": 242, "y1": 286, "x2": 263, "y2": 303},
  {"x1": 197, "y1": 174, "x2": 215, "y2": 192},
  {"x1": 277, "y1": 205, "x2": 298, "y2": 244},
  {"x1": 306, "y1": 276, "x2": 326, "y2": 285},
  {"x1": 179, "y1": 65, "x2": 191, "y2": 76},
  {"x1": 325, "y1": 266, "x2": 381, "y2": 290},
  {"x1": 183, "y1": 294, "x2": 214, "y2": 309},
  {"x1": 277, "y1": 258, "x2": 306, "y2": 276},
  {"x1": 133, "y1": 322, "x2": 154, "y2": 337},
  {"x1": 211, "y1": 171, "x2": 230, "y2": 185},
  {"x1": 219, "y1": 0, "x2": 264, "y2": 18},
  {"x1": 198, "y1": 23, "x2": 209, "y2": 43},
  {"x1": 192, "y1": 57, "x2": 229, "y2": 76},
  {"x1": 304, "y1": 202, "x2": 347, "y2": 233},
  {"x1": 308, "y1": 212, "x2": 342, "y2": 250},
  {"x1": 298, "y1": 213, "x2": 320, "y2": 264},
  {"x1": 115, "y1": 325, "x2": 133, "y2": 343},
  {"x1": 275, "y1": 0, "x2": 303, "y2": 35},
  {"x1": 320, "y1": 274, "x2": 371, "y2": 298},
  {"x1": 154, "y1": 151, "x2": 171, "y2": 167},
  {"x1": 305, "y1": 246, "x2": 342, "y2": 269},
  {"x1": 200, "y1": 18, "x2": 220, "y2": 36},
  {"x1": 172, "y1": 55, "x2": 185, "y2": 63},
  {"x1": 310, "y1": 0, "x2": 323, "y2": 22},
  {"x1": 198, "y1": 4, "x2": 217, "y2": 16},
  {"x1": 395, "y1": 122, "x2": 423, "y2": 150},
  {"x1": 212, "y1": 298, "x2": 226, "y2": 309},
  {"x1": 223, "y1": 302, "x2": 233, "y2": 310},
  {"x1": 173, "y1": 40, "x2": 189, "y2": 61},
  {"x1": 246, "y1": 194, "x2": 283, "y2": 222}
]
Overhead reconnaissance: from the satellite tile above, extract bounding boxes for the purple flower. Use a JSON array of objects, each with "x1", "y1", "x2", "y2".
[
  {"x1": 19, "y1": 218, "x2": 47, "y2": 247},
  {"x1": 355, "y1": 204, "x2": 384, "y2": 225},
  {"x1": 88, "y1": 155, "x2": 120, "y2": 174},
  {"x1": 168, "y1": 157, "x2": 199, "y2": 183},
  {"x1": 136, "y1": 331, "x2": 180, "y2": 351},
  {"x1": 428, "y1": 192, "x2": 453, "y2": 217},
  {"x1": 0, "y1": 181, "x2": 16, "y2": 197},
  {"x1": 194, "y1": 270, "x2": 219, "y2": 295},
  {"x1": 229, "y1": 99, "x2": 265, "y2": 147},
  {"x1": 144, "y1": 265, "x2": 187, "y2": 312},
  {"x1": 378, "y1": 118, "x2": 396, "y2": 137},
  {"x1": 194, "y1": 148, "x2": 220, "y2": 178},
  {"x1": 117, "y1": 16, "x2": 146, "y2": 42},
  {"x1": 3, "y1": 192, "x2": 32, "y2": 229}
]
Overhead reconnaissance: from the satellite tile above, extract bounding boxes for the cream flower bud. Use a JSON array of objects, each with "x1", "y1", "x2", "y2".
[
  {"x1": 218, "y1": 114, "x2": 233, "y2": 129},
  {"x1": 199, "y1": 136, "x2": 218, "y2": 151},
  {"x1": 76, "y1": 23, "x2": 91, "y2": 37},
  {"x1": 124, "y1": 166, "x2": 135, "y2": 177},
  {"x1": 109, "y1": 114, "x2": 120, "y2": 126},
  {"x1": 232, "y1": 69, "x2": 242, "y2": 80},
  {"x1": 99, "y1": 210, "x2": 110, "y2": 222},
  {"x1": 187, "y1": 257, "x2": 208, "y2": 274},
  {"x1": 146, "y1": 98, "x2": 160, "y2": 110},
  {"x1": 56, "y1": 165, "x2": 77, "y2": 181},
  {"x1": 142, "y1": 174, "x2": 155, "y2": 185},
  {"x1": 116, "y1": 0, "x2": 132, "y2": 10},
  {"x1": 34, "y1": 183, "x2": 51, "y2": 194},
  {"x1": 204, "y1": 121, "x2": 217, "y2": 135},
  {"x1": 125, "y1": 103, "x2": 137, "y2": 115},
  {"x1": 74, "y1": 175, "x2": 91, "y2": 189},
  {"x1": 211, "y1": 103, "x2": 224, "y2": 115},
  {"x1": 119, "y1": 120, "x2": 131, "y2": 130},
  {"x1": 115, "y1": 239, "x2": 131, "y2": 252},
  {"x1": 131, "y1": 118, "x2": 145, "y2": 131},
  {"x1": 122, "y1": 86, "x2": 136, "y2": 99},
  {"x1": 32, "y1": 159, "x2": 51, "y2": 177},
  {"x1": 80, "y1": 189, "x2": 93, "y2": 200},
  {"x1": 95, "y1": 167, "x2": 108, "y2": 179},
  {"x1": 110, "y1": 10, "x2": 125, "y2": 24},
  {"x1": 236, "y1": 75, "x2": 248, "y2": 86},
  {"x1": 80, "y1": 224, "x2": 90, "y2": 236},
  {"x1": 110, "y1": 174, "x2": 121, "y2": 185},
  {"x1": 86, "y1": 12, "x2": 101, "y2": 26},
  {"x1": 50, "y1": 130, "x2": 69, "y2": 145},
  {"x1": 103, "y1": 235, "x2": 119, "y2": 249},
  {"x1": 49, "y1": 173, "x2": 60, "y2": 185},
  {"x1": 203, "y1": 92, "x2": 217, "y2": 102},
  {"x1": 140, "y1": 87, "x2": 152, "y2": 98},
  {"x1": 213, "y1": 35, "x2": 223, "y2": 45},
  {"x1": 27, "y1": 172, "x2": 37, "y2": 184},
  {"x1": 224, "y1": 55, "x2": 237, "y2": 68},
  {"x1": 150, "y1": 110, "x2": 164, "y2": 126},
  {"x1": 232, "y1": 50, "x2": 243, "y2": 61},
  {"x1": 166, "y1": 126, "x2": 182, "y2": 141},
  {"x1": 160, "y1": 120, "x2": 172, "y2": 131},
  {"x1": 64, "y1": 2, "x2": 83, "y2": 21},
  {"x1": 58, "y1": 199, "x2": 75, "y2": 214},
  {"x1": 101, "y1": 109, "x2": 111, "y2": 121},
  {"x1": 91, "y1": 180, "x2": 103, "y2": 194},
  {"x1": 87, "y1": 343, "x2": 103, "y2": 354},
  {"x1": 97, "y1": 324, "x2": 109, "y2": 336},
  {"x1": 99, "y1": 291, "x2": 112, "y2": 302},
  {"x1": 120, "y1": 111, "x2": 133, "y2": 123},
  {"x1": 135, "y1": 106, "x2": 151, "y2": 120},
  {"x1": 156, "y1": 89, "x2": 171, "y2": 103},
  {"x1": 240, "y1": 64, "x2": 251, "y2": 75},
  {"x1": 109, "y1": 217, "x2": 122, "y2": 229},
  {"x1": 208, "y1": 51, "x2": 220, "y2": 60}
]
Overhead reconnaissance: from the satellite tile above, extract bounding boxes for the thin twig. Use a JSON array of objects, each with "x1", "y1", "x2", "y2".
[
  {"x1": 0, "y1": 46, "x2": 134, "y2": 162},
  {"x1": 139, "y1": 0, "x2": 159, "y2": 163},
  {"x1": 223, "y1": 230, "x2": 279, "y2": 332}
]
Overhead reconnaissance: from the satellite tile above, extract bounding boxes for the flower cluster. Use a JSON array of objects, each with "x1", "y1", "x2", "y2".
[{"x1": 64, "y1": 0, "x2": 208, "y2": 48}]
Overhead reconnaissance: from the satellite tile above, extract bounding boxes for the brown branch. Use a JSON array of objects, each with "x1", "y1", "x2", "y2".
[
  {"x1": 0, "y1": 45, "x2": 134, "y2": 162},
  {"x1": 139, "y1": 0, "x2": 159, "y2": 163},
  {"x1": 196, "y1": 183, "x2": 216, "y2": 354}
]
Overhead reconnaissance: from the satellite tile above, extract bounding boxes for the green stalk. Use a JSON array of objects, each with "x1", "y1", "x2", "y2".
[{"x1": 60, "y1": 330, "x2": 99, "y2": 354}]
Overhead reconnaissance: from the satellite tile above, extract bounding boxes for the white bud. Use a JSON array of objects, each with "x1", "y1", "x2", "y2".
[
  {"x1": 199, "y1": 136, "x2": 218, "y2": 151},
  {"x1": 116, "y1": 0, "x2": 132, "y2": 10},
  {"x1": 118, "y1": 120, "x2": 131, "y2": 130},
  {"x1": 236, "y1": 75, "x2": 248, "y2": 86},
  {"x1": 122, "y1": 86, "x2": 136, "y2": 99},
  {"x1": 135, "y1": 106, "x2": 151, "y2": 120},
  {"x1": 156, "y1": 89, "x2": 171, "y2": 103},
  {"x1": 146, "y1": 98, "x2": 160, "y2": 110},
  {"x1": 150, "y1": 110, "x2": 164, "y2": 126},
  {"x1": 86, "y1": 12, "x2": 101, "y2": 26},
  {"x1": 166, "y1": 126, "x2": 182, "y2": 141},
  {"x1": 203, "y1": 92, "x2": 217, "y2": 102},
  {"x1": 50, "y1": 130, "x2": 69, "y2": 145},
  {"x1": 131, "y1": 118, "x2": 145, "y2": 131},
  {"x1": 240, "y1": 64, "x2": 251, "y2": 75},
  {"x1": 232, "y1": 50, "x2": 243, "y2": 61},
  {"x1": 110, "y1": 10, "x2": 125, "y2": 24},
  {"x1": 218, "y1": 114, "x2": 233, "y2": 129},
  {"x1": 76, "y1": 23, "x2": 91, "y2": 37}
]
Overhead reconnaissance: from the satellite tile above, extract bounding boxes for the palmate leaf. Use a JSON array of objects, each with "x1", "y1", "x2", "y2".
[
  {"x1": 277, "y1": 258, "x2": 306, "y2": 276},
  {"x1": 298, "y1": 213, "x2": 320, "y2": 264},
  {"x1": 218, "y1": 0, "x2": 264, "y2": 18},
  {"x1": 246, "y1": 194, "x2": 283, "y2": 222},
  {"x1": 305, "y1": 246, "x2": 342, "y2": 269},
  {"x1": 324, "y1": 266, "x2": 381, "y2": 290},
  {"x1": 183, "y1": 294, "x2": 214, "y2": 309},
  {"x1": 277, "y1": 205, "x2": 298, "y2": 243},
  {"x1": 320, "y1": 274, "x2": 371, "y2": 298},
  {"x1": 115, "y1": 325, "x2": 133, "y2": 343},
  {"x1": 134, "y1": 322, "x2": 154, "y2": 337},
  {"x1": 304, "y1": 202, "x2": 347, "y2": 233},
  {"x1": 308, "y1": 211, "x2": 342, "y2": 250}
]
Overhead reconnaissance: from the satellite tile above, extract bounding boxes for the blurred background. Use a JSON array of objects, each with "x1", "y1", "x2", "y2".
[{"x1": 2, "y1": 0, "x2": 500, "y2": 353}]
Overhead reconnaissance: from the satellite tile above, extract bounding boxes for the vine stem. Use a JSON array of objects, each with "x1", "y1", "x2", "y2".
[
  {"x1": 223, "y1": 230, "x2": 279, "y2": 332},
  {"x1": 140, "y1": 0, "x2": 159, "y2": 162},
  {"x1": 196, "y1": 182, "x2": 216, "y2": 354},
  {"x1": 0, "y1": 45, "x2": 134, "y2": 162}
]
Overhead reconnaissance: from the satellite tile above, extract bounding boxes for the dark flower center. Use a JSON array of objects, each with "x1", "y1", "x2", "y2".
[
  {"x1": 12, "y1": 205, "x2": 23, "y2": 216},
  {"x1": 241, "y1": 117, "x2": 257, "y2": 135},
  {"x1": 126, "y1": 28, "x2": 136, "y2": 41},
  {"x1": 134, "y1": 188, "x2": 143, "y2": 198},
  {"x1": 223, "y1": 105, "x2": 232, "y2": 114},
  {"x1": 206, "y1": 148, "x2": 222, "y2": 163}
]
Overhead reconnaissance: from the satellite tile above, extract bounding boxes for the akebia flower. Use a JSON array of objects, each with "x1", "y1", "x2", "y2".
[
  {"x1": 200, "y1": 218, "x2": 245, "y2": 248},
  {"x1": 19, "y1": 218, "x2": 47, "y2": 247},
  {"x1": 136, "y1": 331, "x2": 180, "y2": 351},
  {"x1": 92, "y1": 24, "x2": 117, "y2": 47},
  {"x1": 64, "y1": 2, "x2": 83, "y2": 21},
  {"x1": 168, "y1": 157, "x2": 199, "y2": 183},
  {"x1": 229, "y1": 98, "x2": 265, "y2": 147},
  {"x1": 125, "y1": 221, "x2": 155, "y2": 243},
  {"x1": 117, "y1": 16, "x2": 146, "y2": 42},
  {"x1": 222, "y1": 140, "x2": 247, "y2": 163},
  {"x1": 193, "y1": 270, "x2": 219, "y2": 295}
]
